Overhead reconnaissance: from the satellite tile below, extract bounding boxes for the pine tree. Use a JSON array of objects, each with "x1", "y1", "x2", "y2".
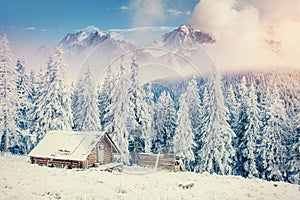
[
  {"x1": 260, "y1": 85, "x2": 289, "y2": 181},
  {"x1": 153, "y1": 90, "x2": 177, "y2": 154},
  {"x1": 14, "y1": 59, "x2": 35, "y2": 154},
  {"x1": 25, "y1": 69, "x2": 38, "y2": 151},
  {"x1": 143, "y1": 83, "x2": 155, "y2": 153},
  {"x1": 174, "y1": 93, "x2": 196, "y2": 171},
  {"x1": 185, "y1": 78, "x2": 201, "y2": 135},
  {"x1": 127, "y1": 57, "x2": 154, "y2": 164},
  {"x1": 15, "y1": 59, "x2": 32, "y2": 131},
  {"x1": 98, "y1": 64, "x2": 113, "y2": 129},
  {"x1": 32, "y1": 48, "x2": 73, "y2": 142},
  {"x1": 235, "y1": 76, "x2": 248, "y2": 146},
  {"x1": 238, "y1": 83, "x2": 260, "y2": 178},
  {"x1": 28, "y1": 70, "x2": 37, "y2": 101},
  {"x1": 286, "y1": 104, "x2": 300, "y2": 184},
  {"x1": 73, "y1": 68, "x2": 101, "y2": 131},
  {"x1": 0, "y1": 35, "x2": 19, "y2": 153},
  {"x1": 194, "y1": 86, "x2": 210, "y2": 170},
  {"x1": 127, "y1": 57, "x2": 143, "y2": 164},
  {"x1": 233, "y1": 77, "x2": 260, "y2": 177},
  {"x1": 286, "y1": 133, "x2": 299, "y2": 184},
  {"x1": 104, "y1": 64, "x2": 133, "y2": 164},
  {"x1": 195, "y1": 66, "x2": 235, "y2": 175},
  {"x1": 185, "y1": 78, "x2": 201, "y2": 168},
  {"x1": 72, "y1": 79, "x2": 84, "y2": 130},
  {"x1": 225, "y1": 84, "x2": 240, "y2": 133}
]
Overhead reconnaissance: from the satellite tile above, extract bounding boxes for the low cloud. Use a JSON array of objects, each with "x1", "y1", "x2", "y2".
[
  {"x1": 109, "y1": 26, "x2": 175, "y2": 33},
  {"x1": 120, "y1": 5, "x2": 129, "y2": 10},
  {"x1": 167, "y1": 9, "x2": 191, "y2": 16},
  {"x1": 129, "y1": 0, "x2": 166, "y2": 46},
  {"x1": 190, "y1": 0, "x2": 300, "y2": 71},
  {"x1": 109, "y1": 26, "x2": 175, "y2": 46},
  {"x1": 24, "y1": 27, "x2": 37, "y2": 31},
  {"x1": 130, "y1": 0, "x2": 165, "y2": 27}
]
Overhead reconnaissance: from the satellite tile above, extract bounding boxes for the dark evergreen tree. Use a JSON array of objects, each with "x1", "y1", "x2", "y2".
[
  {"x1": 259, "y1": 85, "x2": 289, "y2": 181},
  {"x1": 0, "y1": 35, "x2": 19, "y2": 153},
  {"x1": 153, "y1": 90, "x2": 177, "y2": 154},
  {"x1": 32, "y1": 48, "x2": 73, "y2": 142},
  {"x1": 73, "y1": 68, "x2": 100, "y2": 131},
  {"x1": 98, "y1": 64, "x2": 113, "y2": 130},
  {"x1": 194, "y1": 67, "x2": 235, "y2": 175}
]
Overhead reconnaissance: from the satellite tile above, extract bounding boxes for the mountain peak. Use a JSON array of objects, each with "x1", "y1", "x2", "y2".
[
  {"x1": 78, "y1": 25, "x2": 99, "y2": 33},
  {"x1": 152, "y1": 24, "x2": 215, "y2": 51},
  {"x1": 177, "y1": 24, "x2": 192, "y2": 35},
  {"x1": 59, "y1": 26, "x2": 136, "y2": 54},
  {"x1": 75, "y1": 25, "x2": 108, "y2": 37}
]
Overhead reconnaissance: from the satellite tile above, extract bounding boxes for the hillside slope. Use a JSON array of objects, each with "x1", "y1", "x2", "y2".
[{"x1": 0, "y1": 155, "x2": 298, "y2": 200}]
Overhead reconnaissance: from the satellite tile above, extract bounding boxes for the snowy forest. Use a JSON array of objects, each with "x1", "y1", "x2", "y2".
[{"x1": 0, "y1": 35, "x2": 299, "y2": 185}]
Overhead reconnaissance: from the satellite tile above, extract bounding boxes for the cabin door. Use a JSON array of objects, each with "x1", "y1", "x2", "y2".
[{"x1": 97, "y1": 143, "x2": 105, "y2": 164}]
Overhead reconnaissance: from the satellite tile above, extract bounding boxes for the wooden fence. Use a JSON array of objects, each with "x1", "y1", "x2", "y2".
[{"x1": 140, "y1": 153, "x2": 175, "y2": 170}]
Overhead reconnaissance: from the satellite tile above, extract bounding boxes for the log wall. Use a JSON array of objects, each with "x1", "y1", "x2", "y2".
[
  {"x1": 103, "y1": 136, "x2": 114, "y2": 164},
  {"x1": 30, "y1": 157, "x2": 84, "y2": 169}
]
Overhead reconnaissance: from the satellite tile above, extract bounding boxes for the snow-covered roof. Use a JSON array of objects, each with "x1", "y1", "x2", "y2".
[{"x1": 29, "y1": 131, "x2": 107, "y2": 161}]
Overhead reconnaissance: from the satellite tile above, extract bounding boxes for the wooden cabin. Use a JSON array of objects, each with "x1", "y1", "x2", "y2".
[{"x1": 28, "y1": 130, "x2": 120, "y2": 169}]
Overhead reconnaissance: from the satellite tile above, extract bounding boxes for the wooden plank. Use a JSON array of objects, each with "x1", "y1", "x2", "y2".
[{"x1": 140, "y1": 153, "x2": 175, "y2": 170}]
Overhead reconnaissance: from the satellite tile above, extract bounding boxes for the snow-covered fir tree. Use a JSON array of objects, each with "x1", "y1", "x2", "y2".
[
  {"x1": 28, "y1": 70, "x2": 37, "y2": 101},
  {"x1": 185, "y1": 78, "x2": 201, "y2": 134},
  {"x1": 29, "y1": 67, "x2": 45, "y2": 145},
  {"x1": 194, "y1": 86, "x2": 210, "y2": 170},
  {"x1": 104, "y1": 63, "x2": 133, "y2": 164},
  {"x1": 14, "y1": 59, "x2": 35, "y2": 154},
  {"x1": 153, "y1": 90, "x2": 177, "y2": 154},
  {"x1": 184, "y1": 77, "x2": 201, "y2": 167},
  {"x1": 23, "y1": 69, "x2": 38, "y2": 152},
  {"x1": 15, "y1": 59, "x2": 32, "y2": 132},
  {"x1": 286, "y1": 133, "x2": 299, "y2": 184},
  {"x1": 73, "y1": 68, "x2": 100, "y2": 131},
  {"x1": 98, "y1": 64, "x2": 114, "y2": 130},
  {"x1": 0, "y1": 35, "x2": 19, "y2": 153},
  {"x1": 72, "y1": 78, "x2": 82, "y2": 130},
  {"x1": 32, "y1": 48, "x2": 73, "y2": 142},
  {"x1": 195, "y1": 66, "x2": 235, "y2": 175},
  {"x1": 286, "y1": 105, "x2": 300, "y2": 184},
  {"x1": 237, "y1": 83, "x2": 260, "y2": 178},
  {"x1": 234, "y1": 76, "x2": 248, "y2": 151},
  {"x1": 143, "y1": 83, "x2": 155, "y2": 153},
  {"x1": 174, "y1": 93, "x2": 196, "y2": 171},
  {"x1": 225, "y1": 84, "x2": 240, "y2": 133},
  {"x1": 233, "y1": 77, "x2": 260, "y2": 177},
  {"x1": 259, "y1": 85, "x2": 289, "y2": 181},
  {"x1": 128, "y1": 57, "x2": 154, "y2": 164}
]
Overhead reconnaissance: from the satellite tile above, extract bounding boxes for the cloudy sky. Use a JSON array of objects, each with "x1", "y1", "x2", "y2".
[
  {"x1": 190, "y1": 0, "x2": 300, "y2": 70},
  {"x1": 0, "y1": 0, "x2": 299, "y2": 70},
  {"x1": 0, "y1": 0, "x2": 197, "y2": 46}
]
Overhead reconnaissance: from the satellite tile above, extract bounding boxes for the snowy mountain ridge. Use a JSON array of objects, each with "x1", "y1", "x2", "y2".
[
  {"x1": 59, "y1": 26, "x2": 136, "y2": 53},
  {"x1": 59, "y1": 24, "x2": 215, "y2": 54},
  {"x1": 151, "y1": 24, "x2": 215, "y2": 51},
  {"x1": 57, "y1": 24, "x2": 215, "y2": 79}
]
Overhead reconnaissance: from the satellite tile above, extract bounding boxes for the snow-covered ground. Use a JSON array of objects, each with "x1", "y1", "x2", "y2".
[{"x1": 0, "y1": 154, "x2": 298, "y2": 200}]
